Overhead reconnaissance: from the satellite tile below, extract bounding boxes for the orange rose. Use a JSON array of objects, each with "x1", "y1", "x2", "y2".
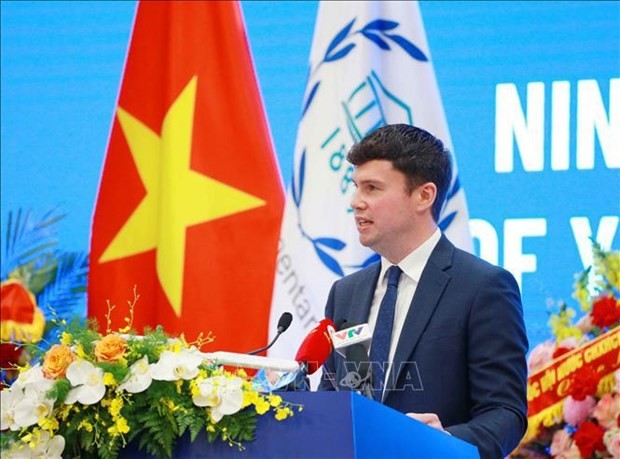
[
  {"x1": 94, "y1": 334, "x2": 127, "y2": 362},
  {"x1": 43, "y1": 344, "x2": 76, "y2": 379}
]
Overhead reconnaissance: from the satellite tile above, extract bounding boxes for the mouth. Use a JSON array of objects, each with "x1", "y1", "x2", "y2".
[{"x1": 355, "y1": 217, "x2": 373, "y2": 230}]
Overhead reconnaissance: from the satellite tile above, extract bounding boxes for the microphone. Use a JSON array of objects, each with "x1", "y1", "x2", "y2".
[
  {"x1": 247, "y1": 312, "x2": 293, "y2": 355},
  {"x1": 330, "y1": 322, "x2": 372, "y2": 357},
  {"x1": 342, "y1": 344, "x2": 374, "y2": 399},
  {"x1": 294, "y1": 318, "x2": 335, "y2": 375}
]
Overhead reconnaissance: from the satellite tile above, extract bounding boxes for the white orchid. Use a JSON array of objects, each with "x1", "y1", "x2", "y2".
[
  {"x1": 193, "y1": 375, "x2": 244, "y2": 422},
  {"x1": 1, "y1": 365, "x2": 55, "y2": 431},
  {"x1": 1, "y1": 388, "x2": 24, "y2": 431},
  {"x1": 3, "y1": 431, "x2": 66, "y2": 459},
  {"x1": 118, "y1": 355, "x2": 153, "y2": 393},
  {"x1": 11, "y1": 364, "x2": 46, "y2": 390},
  {"x1": 65, "y1": 360, "x2": 106, "y2": 405},
  {"x1": 12, "y1": 384, "x2": 55, "y2": 429},
  {"x1": 151, "y1": 349, "x2": 203, "y2": 381}
]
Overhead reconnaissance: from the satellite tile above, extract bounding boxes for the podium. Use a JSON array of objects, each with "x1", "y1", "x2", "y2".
[{"x1": 124, "y1": 391, "x2": 479, "y2": 458}]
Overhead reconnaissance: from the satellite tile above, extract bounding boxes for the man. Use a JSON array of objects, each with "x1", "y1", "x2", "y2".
[{"x1": 319, "y1": 124, "x2": 528, "y2": 459}]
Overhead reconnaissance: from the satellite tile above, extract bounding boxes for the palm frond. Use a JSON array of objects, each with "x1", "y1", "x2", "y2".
[
  {"x1": 2, "y1": 208, "x2": 65, "y2": 279},
  {"x1": 37, "y1": 251, "x2": 89, "y2": 321}
]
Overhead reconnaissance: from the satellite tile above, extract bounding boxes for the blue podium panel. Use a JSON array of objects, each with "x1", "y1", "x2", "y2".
[
  {"x1": 351, "y1": 393, "x2": 479, "y2": 458},
  {"x1": 122, "y1": 392, "x2": 479, "y2": 458}
]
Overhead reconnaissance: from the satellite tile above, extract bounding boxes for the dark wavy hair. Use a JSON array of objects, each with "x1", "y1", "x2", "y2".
[{"x1": 347, "y1": 124, "x2": 452, "y2": 222}]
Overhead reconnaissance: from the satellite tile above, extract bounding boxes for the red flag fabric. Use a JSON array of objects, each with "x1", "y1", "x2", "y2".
[{"x1": 88, "y1": 1, "x2": 284, "y2": 353}]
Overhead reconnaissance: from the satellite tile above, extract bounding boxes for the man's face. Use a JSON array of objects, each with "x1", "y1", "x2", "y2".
[{"x1": 351, "y1": 159, "x2": 417, "y2": 260}]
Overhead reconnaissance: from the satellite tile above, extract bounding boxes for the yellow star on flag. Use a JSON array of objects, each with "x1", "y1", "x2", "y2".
[{"x1": 99, "y1": 76, "x2": 265, "y2": 316}]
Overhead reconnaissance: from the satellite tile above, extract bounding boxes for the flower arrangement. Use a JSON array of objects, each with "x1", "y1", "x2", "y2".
[
  {"x1": 0, "y1": 296, "x2": 298, "y2": 459},
  {"x1": 513, "y1": 241, "x2": 620, "y2": 458}
]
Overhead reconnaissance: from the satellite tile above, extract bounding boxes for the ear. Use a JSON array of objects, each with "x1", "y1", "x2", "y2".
[{"x1": 415, "y1": 182, "x2": 437, "y2": 213}]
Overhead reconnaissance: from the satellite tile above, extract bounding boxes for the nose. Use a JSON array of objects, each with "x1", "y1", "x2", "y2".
[{"x1": 350, "y1": 189, "x2": 365, "y2": 210}]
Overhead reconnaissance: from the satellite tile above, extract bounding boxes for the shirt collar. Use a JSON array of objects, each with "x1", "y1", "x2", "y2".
[{"x1": 379, "y1": 228, "x2": 442, "y2": 283}]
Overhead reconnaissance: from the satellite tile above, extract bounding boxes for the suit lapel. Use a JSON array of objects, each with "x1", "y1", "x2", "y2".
[
  {"x1": 385, "y1": 235, "x2": 454, "y2": 393},
  {"x1": 348, "y1": 263, "x2": 381, "y2": 326}
]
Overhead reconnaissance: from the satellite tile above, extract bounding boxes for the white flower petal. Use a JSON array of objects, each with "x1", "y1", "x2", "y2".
[
  {"x1": 192, "y1": 393, "x2": 213, "y2": 407},
  {"x1": 66, "y1": 360, "x2": 96, "y2": 386},
  {"x1": 13, "y1": 398, "x2": 39, "y2": 428},
  {"x1": 65, "y1": 388, "x2": 79, "y2": 405},
  {"x1": 118, "y1": 357, "x2": 153, "y2": 393},
  {"x1": 47, "y1": 434, "x2": 65, "y2": 458},
  {"x1": 151, "y1": 350, "x2": 202, "y2": 381},
  {"x1": 210, "y1": 407, "x2": 224, "y2": 423},
  {"x1": 64, "y1": 361, "x2": 106, "y2": 405},
  {"x1": 75, "y1": 379, "x2": 106, "y2": 405},
  {"x1": 0, "y1": 389, "x2": 22, "y2": 431}
]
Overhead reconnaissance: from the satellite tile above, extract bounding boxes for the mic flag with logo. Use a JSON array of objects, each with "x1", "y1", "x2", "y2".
[
  {"x1": 268, "y1": 1, "x2": 472, "y2": 377},
  {"x1": 88, "y1": 1, "x2": 284, "y2": 352}
]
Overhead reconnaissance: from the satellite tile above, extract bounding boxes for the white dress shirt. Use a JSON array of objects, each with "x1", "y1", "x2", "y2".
[{"x1": 367, "y1": 228, "x2": 442, "y2": 391}]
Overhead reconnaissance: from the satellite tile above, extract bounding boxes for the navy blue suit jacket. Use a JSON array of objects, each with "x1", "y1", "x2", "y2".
[{"x1": 319, "y1": 235, "x2": 528, "y2": 459}]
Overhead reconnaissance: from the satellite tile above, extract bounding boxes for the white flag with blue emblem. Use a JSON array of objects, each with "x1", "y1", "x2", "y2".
[{"x1": 268, "y1": 1, "x2": 472, "y2": 381}]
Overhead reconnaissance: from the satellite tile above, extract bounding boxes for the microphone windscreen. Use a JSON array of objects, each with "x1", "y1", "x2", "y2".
[
  {"x1": 334, "y1": 318, "x2": 349, "y2": 330},
  {"x1": 277, "y1": 312, "x2": 293, "y2": 333},
  {"x1": 294, "y1": 318, "x2": 335, "y2": 374},
  {"x1": 345, "y1": 344, "x2": 370, "y2": 384}
]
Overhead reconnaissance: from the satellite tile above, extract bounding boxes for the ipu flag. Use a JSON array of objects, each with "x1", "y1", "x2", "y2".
[{"x1": 268, "y1": 1, "x2": 472, "y2": 370}]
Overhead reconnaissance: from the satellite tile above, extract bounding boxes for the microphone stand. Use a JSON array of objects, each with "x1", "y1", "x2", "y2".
[{"x1": 247, "y1": 330, "x2": 283, "y2": 355}]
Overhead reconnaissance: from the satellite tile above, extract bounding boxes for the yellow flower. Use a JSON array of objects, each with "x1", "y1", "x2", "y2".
[
  {"x1": 275, "y1": 407, "x2": 292, "y2": 421},
  {"x1": 268, "y1": 394, "x2": 282, "y2": 407},
  {"x1": 77, "y1": 420, "x2": 94, "y2": 432},
  {"x1": 116, "y1": 417, "x2": 130, "y2": 434},
  {"x1": 190, "y1": 380, "x2": 201, "y2": 397},
  {"x1": 169, "y1": 340, "x2": 182, "y2": 353},
  {"x1": 107, "y1": 416, "x2": 130, "y2": 437},
  {"x1": 59, "y1": 405, "x2": 72, "y2": 421},
  {"x1": 162, "y1": 398, "x2": 179, "y2": 412},
  {"x1": 109, "y1": 398, "x2": 124, "y2": 418},
  {"x1": 60, "y1": 332, "x2": 72, "y2": 346},
  {"x1": 76, "y1": 343, "x2": 86, "y2": 359},
  {"x1": 243, "y1": 390, "x2": 259, "y2": 408},
  {"x1": 549, "y1": 306, "x2": 582, "y2": 341},
  {"x1": 103, "y1": 372, "x2": 117, "y2": 386},
  {"x1": 236, "y1": 369, "x2": 247, "y2": 378},
  {"x1": 254, "y1": 398, "x2": 270, "y2": 415},
  {"x1": 38, "y1": 416, "x2": 59, "y2": 432}
]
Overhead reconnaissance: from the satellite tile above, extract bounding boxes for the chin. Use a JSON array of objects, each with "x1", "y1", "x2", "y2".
[{"x1": 358, "y1": 238, "x2": 374, "y2": 251}]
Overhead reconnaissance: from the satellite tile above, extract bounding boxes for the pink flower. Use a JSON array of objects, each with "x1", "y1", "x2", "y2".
[
  {"x1": 553, "y1": 337, "x2": 584, "y2": 359},
  {"x1": 555, "y1": 443, "x2": 582, "y2": 459},
  {"x1": 603, "y1": 428, "x2": 620, "y2": 458},
  {"x1": 557, "y1": 336, "x2": 581, "y2": 350},
  {"x1": 615, "y1": 369, "x2": 620, "y2": 393},
  {"x1": 527, "y1": 341, "x2": 555, "y2": 373},
  {"x1": 550, "y1": 428, "x2": 572, "y2": 456},
  {"x1": 576, "y1": 314, "x2": 594, "y2": 333},
  {"x1": 593, "y1": 393, "x2": 620, "y2": 429},
  {"x1": 563, "y1": 395, "x2": 596, "y2": 426}
]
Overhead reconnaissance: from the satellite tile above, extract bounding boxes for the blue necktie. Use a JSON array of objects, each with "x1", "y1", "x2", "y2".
[{"x1": 369, "y1": 265, "x2": 402, "y2": 401}]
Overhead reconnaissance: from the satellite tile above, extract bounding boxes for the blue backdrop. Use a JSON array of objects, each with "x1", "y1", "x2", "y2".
[{"x1": 1, "y1": 1, "x2": 618, "y2": 348}]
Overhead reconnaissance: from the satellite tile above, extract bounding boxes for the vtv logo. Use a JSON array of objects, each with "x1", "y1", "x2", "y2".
[
  {"x1": 332, "y1": 325, "x2": 365, "y2": 341},
  {"x1": 330, "y1": 323, "x2": 372, "y2": 355}
]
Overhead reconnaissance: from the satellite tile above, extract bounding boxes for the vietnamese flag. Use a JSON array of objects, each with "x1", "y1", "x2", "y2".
[{"x1": 88, "y1": 1, "x2": 284, "y2": 353}]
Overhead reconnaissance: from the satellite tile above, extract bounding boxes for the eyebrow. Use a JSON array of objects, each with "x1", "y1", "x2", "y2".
[{"x1": 352, "y1": 178, "x2": 383, "y2": 187}]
